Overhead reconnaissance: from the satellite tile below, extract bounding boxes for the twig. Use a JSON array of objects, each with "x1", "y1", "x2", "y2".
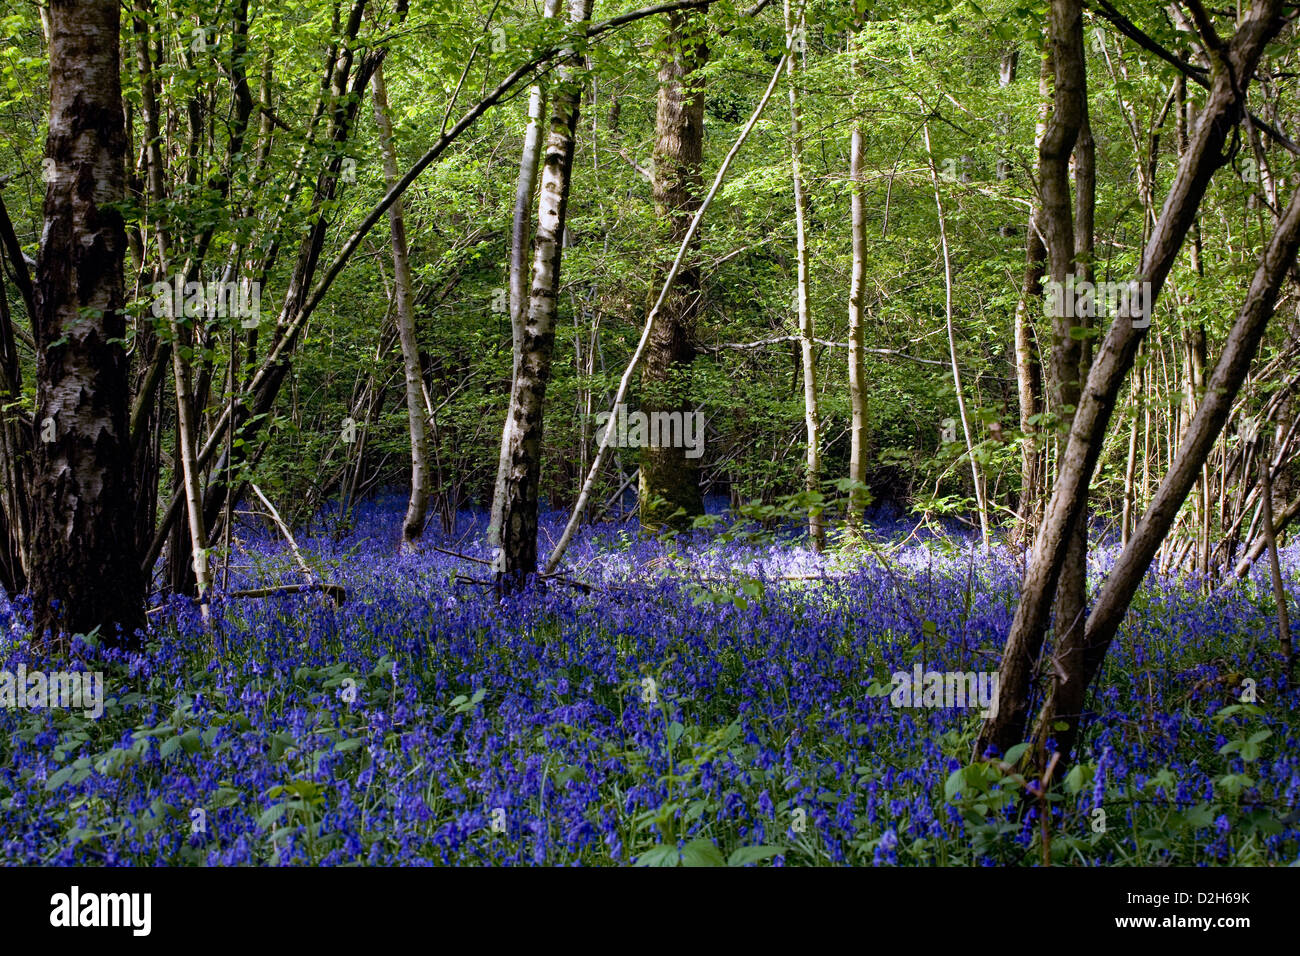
[
  {"x1": 430, "y1": 545, "x2": 493, "y2": 566},
  {"x1": 251, "y1": 483, "x2": 318, "y2": 586},
  {"x1": 227, "y1": 583, "x2": 347, "y2": 604},
  {"x1": 701, "y1": 336, "x2": 948, "y2": 368}
]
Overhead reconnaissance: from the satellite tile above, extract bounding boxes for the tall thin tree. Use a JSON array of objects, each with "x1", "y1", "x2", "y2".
[
  {"x1": 372, "y1": 61, "x2": 430, "y2": 549},
  {"x1": 497, "y1": 0, "x2": 594, "y2": 588},
  {"x1": 846, "y1": 16, "x2": 869, "y2": 529},
  {"x1": 490, "y1": 0, "x2": 562, "y2": 547},
  {"x1": 785, "y1": 0, "x2": 824, "y2": 550}
]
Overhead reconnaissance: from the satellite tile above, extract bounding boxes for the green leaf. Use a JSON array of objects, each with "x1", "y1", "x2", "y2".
[
  {"x1": 1246, "y1": 811, "x2": 1283, "y2": 836},
  {"x1": 45, "y1": 765, "x2": 77, "y2": 791},
  {"x1": 727, "y1": 844, "x2": 785, "y2": 867},
  {"x1": 634, "y1": 844, "x2": 681, "y2": 867},
  {"x1": 268, "y1": 731, "x2": 295, "y2": 761},
  {"x1": 679, "y1": 838, "x2": 725, "y2": 867},
  {"x1": 257, "y1": 803, "x2": 288, "y2": 830},
  {"x1": 1063, "y1": 763, "x2": 1093, "y2": 795},
  {"x1": 1181, "y1": 803, "x2": 1217, "y2": 828},
  {"x1": 944, "y1": 766, "x2": 966, "y2": 802},
  {"x1": 1003, "y1": 743, "x2": 1030, "y2": 766}
]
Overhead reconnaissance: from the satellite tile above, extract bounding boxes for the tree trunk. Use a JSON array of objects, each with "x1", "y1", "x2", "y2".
[
  {"x1": 1120, "y1": 351, "x2": 1143, "y2": 545},
  {"x1": 1034, "y1": 0, "x2": 1088, "y2": 696},
  {"x1": 30, "y1": 0, "x2": 145, "y2": 644},
  {"x1": 135, "y1": 5, "x2": 209, "y2": 605},
  {"x1": 846, "y1": 117, "x2": 869, "y2": 526},
  {"x1": 924, "y1": 117, "x2": 990, "y2": 550},
  {"x1": 1014, "y1": 222, "x2": 1047, "y2": 546},
  {"x1": 372, "y1": 61, "x2": 430, "y2": 549},
  {"x1": 490, "y1": 0, "x2": 561, "y2": 547},
  {"x1": 1013, "y1": 48, "x2": 1048, "y2": 547},
  {"x1": 0, "y1": 197, "x2": 33, "y2": 593},
  {"x1": 785, "y1": 0, "x2": 824, "y2": 550},
  {"x1": 638, "y1": 6, "x2": 707, "y2": 531},
  {"x1": 977, "y1": 0, "x2": 1287, "y2": 759},
  {"x1": 497, "y1": 0, "x2": 593, "y2": 588},
  {"x1": 1041, "y1": 88, "x2": 1096, "y2": 760},
  {"x1": 1035, "y1": 181, "x2": 1300, "y2": 759},
  {"x1": 167, "y1": 307, "x2": 211, "y2": 603},
  {"x1": 1259, "y1": 439, "x2": 1294, "y2": 682},
  {"x1": 1174, "y1": 73, "x2": 1212, "y2": 578}
]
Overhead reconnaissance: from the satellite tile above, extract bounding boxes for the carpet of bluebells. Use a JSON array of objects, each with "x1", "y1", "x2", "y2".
[{"x1": 1, "y1": 496, "x2": 1298, "y2": 866}]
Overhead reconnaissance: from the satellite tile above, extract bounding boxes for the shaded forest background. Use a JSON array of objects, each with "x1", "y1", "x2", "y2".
[{"x1": 0, "y1": 0, "x2": 1296, "y2": 637}]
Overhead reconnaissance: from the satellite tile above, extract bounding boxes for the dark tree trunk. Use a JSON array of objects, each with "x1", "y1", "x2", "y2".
[
  {"x1": 1037, "y1": 2, "x2": 1088, "y2": 692},
  {"x1": 1041, "y1": 97, "x2": 1096, "y2": 760},
  {"x1": 1037, "y1": 183, "x2": 1300, "y2": 760},
  {"x1": 639, "y1": 8, "x2": 707, "y2": 530},
  {"x1": 977, "y1": 0, "x2": 1290, "y2": 759},
  {"x1": 0, "y1": 196, "x2": 33, "y2": 593},
  {"x1": 30, "y1": 0, "x2": 145, "y2": 644}
]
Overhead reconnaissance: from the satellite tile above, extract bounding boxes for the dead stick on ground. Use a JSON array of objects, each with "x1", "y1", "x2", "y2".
[
  {"x1": 251, "y1": 483, "x2": 319, "y2": 587},
  {"x1": 431, "y1": 545, "x2": 493, "y2": 566},
  {"x1": 228, "y1": 583, "x2": 347, "y2": 603}
]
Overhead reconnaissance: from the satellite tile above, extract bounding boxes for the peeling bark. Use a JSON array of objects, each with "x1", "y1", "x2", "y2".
[
  {"x1": 30, "y1": 0, "x2": 145, "y2": 644},
  {"x1": 497, "y1": 0, "x2": 594, "y2": 588}
]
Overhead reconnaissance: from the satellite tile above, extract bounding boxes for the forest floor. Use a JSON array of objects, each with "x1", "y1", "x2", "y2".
[{"x1": 1, "y1": 498, "x2": 1297, "y2": 865}]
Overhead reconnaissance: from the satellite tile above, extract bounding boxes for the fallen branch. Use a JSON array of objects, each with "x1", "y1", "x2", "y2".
[
  {"x1": 251, "y1": 484, "x2": 318, "y2": 586},
  {"x1": 430, "y1": 545, "x2": 493, "y2": 566},
  {"x1": 226, "y1": 583, "x2": 348, "y2": 604},
  {"x1": 246, "y1": 484, "x2": 346, "y2": 606},
  {"x1": 146, "y1": 581, "x2": 348, "y2": 613}
]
